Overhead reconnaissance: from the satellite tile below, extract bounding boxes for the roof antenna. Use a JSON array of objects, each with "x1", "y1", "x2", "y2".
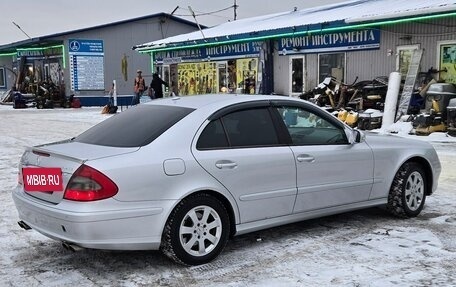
[
  {"x1": 188, "y1": 6, "x2": 206, "y2": 40},
  {"x1": 12, "y1": 21, "x2": 31, "y2": 39},
  {"x1": 163, "y1": 6, "x2": 180, "y2": 38},
  {"x1": 170, "y1": 6, "x2": 179, "y2": 15}
]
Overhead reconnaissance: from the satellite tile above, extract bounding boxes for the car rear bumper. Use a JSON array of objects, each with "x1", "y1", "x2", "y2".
[{"x1": 12, "y1": 187, "x2": 177, "y2": 250}]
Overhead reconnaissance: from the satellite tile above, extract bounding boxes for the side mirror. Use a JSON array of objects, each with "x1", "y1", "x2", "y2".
[
  {"x1": 347, "y1": 129, "x2": 365, "y2": 144},
  {"x1": 354, "y1": 129, "x2": 365, "y2": 143}
]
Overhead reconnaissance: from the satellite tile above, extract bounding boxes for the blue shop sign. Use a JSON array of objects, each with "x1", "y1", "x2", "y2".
[
  {"x1": 278, "y1": 28, "x2": 380, "y2": 54},
  {"x1": 69, "y1": 39, "x2": 104, "y2": 91},
  {"x1": 155, "y1": 41, "x2": 263, "y2": 63},
  {"x1": 69, "y1": 39, "x2": 104, "y2": 54}
]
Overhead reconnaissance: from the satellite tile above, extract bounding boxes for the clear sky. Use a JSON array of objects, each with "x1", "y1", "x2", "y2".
[{"x1": 0, "y1": 0, "x2": 345, "y2": 46}]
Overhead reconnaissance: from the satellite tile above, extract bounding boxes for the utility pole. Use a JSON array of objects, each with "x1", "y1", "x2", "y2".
[{"x1": 234, "y1": 0, "x2": 238, "y2": 21}]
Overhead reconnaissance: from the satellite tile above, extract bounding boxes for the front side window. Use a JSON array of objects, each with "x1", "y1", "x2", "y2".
[{"x1": 276, "y1": 106, "x2": 347, "y2": 145}]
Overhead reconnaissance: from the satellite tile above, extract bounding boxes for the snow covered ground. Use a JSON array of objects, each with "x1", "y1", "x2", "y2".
[{"x1": 1, "y1": 104, "x2": 455, "y2": 287}]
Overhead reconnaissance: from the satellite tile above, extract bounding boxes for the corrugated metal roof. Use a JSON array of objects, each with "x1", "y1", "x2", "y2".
[
  {"x1": 136, "y1": 0, "x2": 456, "y2": 50},
  {"x1": 0, "y1": 13, "x2": 201, "y2": 53}
]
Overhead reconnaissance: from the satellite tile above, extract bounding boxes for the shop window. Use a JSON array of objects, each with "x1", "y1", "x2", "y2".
[
  {"x1": 44, "y1": 64, "x2": 50, "y2": 82},
  {"x1": 227, "y1": 60, "x2": 236, "y2": 93},
  {"x1": 19, "y1": 64, "x2": 36, "y2": 93},
  {"x1": 0, "y1": 68, "x2": 5, "y2": 88},
  {"x1": 236, "y1": 58, "x2": 257, "y2": 94},
  {"x1": 49, "y1": 62, "x2": 60, "y2": 85},
  {"x1": 290, "y1": 57, "x2": 304, "y2": 94},
  {"x1": 396, "y1": 45, "x2": 419, "y2": 77},
  {"x1": 177, "y1": 62, "x2": 218, "y2": 95},
  {"x1": 318, "y1": 53, "x2": 345, "y2": 83},
  {"x1": 439, "y1": 41, "x2": 456, "y2": 84}
]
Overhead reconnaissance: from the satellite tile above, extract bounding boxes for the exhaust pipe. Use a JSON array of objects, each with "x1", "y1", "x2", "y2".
[
  {"x1": 62, "y1": 242, "x2": 83, "y2": 252},
  {"x1": 18, "y1": 221, "x2": 32, "y2": 230}
]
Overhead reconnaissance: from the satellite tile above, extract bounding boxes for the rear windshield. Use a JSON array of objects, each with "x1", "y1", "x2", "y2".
[{"x1": 74, "y1": 105, "x2": 194, "y2": 147}]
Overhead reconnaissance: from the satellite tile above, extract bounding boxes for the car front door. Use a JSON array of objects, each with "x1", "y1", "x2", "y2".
[
  {"x1": 273, "y1": 103, "x2": 374, "y2": 213},
  {"x1": 192, "y1": 104, "x2": 297, "y2": 223}
]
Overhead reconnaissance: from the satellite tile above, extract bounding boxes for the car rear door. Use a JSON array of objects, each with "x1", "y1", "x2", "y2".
[
  {"x1": 272, "y1": 102, "x2": 374, "y2": 213},
  {"x1": 192, "y1": 103, "x2": 297, "y2": 223}
]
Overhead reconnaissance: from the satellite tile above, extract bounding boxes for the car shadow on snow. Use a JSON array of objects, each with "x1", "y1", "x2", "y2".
[
  {"x1": 12, "y1": 240, "x2": 180, "y2": 284},
  {"x1": 10, "y1": 206, "x2": 437, "y2": 284},
  {"x1": 228, "y1": 207, "x2": 393, "y2": 244}
]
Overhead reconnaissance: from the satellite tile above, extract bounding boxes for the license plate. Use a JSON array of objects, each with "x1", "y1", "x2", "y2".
[{"x1": 22, "y1": 167, "x2": 63, "y2": 192}]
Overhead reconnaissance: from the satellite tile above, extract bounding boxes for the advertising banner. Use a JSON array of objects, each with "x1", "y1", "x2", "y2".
[
  {"x1": 69, "y1": 39, "x2": 105, "y2": 91},
  {"x1": 155, "y1": 41, "x2": 263, "y2": 64},
  {"x1": 278, "y1": 28, "x2": 380, "y2": 54}
]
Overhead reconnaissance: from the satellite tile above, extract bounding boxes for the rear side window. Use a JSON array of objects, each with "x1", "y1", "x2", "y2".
[
  {"x1": 223, "y1": 108, "x2": 278, "y2": 147},
  {"x1": 74, "y1": 105, "x2": 194, "y2": 147},
  {"x1": 197, "y1": 107, "x2": 279, "y2": 149},
  {"x1": 197, "y1": 119, "x2": 229, "y2": 149}
]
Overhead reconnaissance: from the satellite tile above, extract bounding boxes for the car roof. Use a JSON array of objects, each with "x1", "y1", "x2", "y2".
[{"x1": 144, "y1": 94, "x2": 300, "y2": 110}]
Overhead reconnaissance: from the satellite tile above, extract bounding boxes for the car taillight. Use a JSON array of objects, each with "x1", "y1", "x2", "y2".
[{"x1": 64, "y1": 164, "x2": 118, "y2": 201}]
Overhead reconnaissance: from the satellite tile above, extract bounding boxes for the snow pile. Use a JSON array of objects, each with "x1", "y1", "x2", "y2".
[
  {"x1": 376, "y1": 121, "x2": 414, "y2": 135},
  {"x1": 372, "y1": 120, "x2": 456, "y2": 143}
]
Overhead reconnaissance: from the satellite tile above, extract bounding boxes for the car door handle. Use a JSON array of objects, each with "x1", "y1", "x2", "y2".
[
  {"x1": 215, "y1": 160, "x2": 238, "y2": 169},
  {"x1": 296, "y1": 154, "x2": 315, "y2": 163}
]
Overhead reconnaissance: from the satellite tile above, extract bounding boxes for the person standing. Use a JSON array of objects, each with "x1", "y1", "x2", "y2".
[
  {"x1": 149, "y1": 73, "x2": 169, "y2": 99},
  {"x1": 133, "y1": 69, "x2": 146, "y2": 105}
]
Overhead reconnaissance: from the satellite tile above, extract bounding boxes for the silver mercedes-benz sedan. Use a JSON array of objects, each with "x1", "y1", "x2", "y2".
[{"x1": 12, "y1": 94, "x2": 441, "y2": 265}]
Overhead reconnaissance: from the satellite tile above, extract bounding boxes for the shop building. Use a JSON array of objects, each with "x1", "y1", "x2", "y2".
[
  {"x1": 153, "y1": 41, "x2": 263, "y2": 97},
  {"x1": 134, "y1": 0, "x2": 456, "y2": 98},
  {"x1": 0, "y1": 13, "x2": 200, "y2": 106}
]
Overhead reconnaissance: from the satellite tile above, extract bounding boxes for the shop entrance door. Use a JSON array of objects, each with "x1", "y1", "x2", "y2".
[
  {"x1": 162, "y1": 65, "x2": 170, "y2": 97},
  {"x1": 217, "y1": 62, "x2": 228, "y2": 93},
  {"x1": 289, "y1": 56, "x2": 305, "y2": 97},
  {"x1": 169, "y1": 64, "x2": 178, "y2": 96}
]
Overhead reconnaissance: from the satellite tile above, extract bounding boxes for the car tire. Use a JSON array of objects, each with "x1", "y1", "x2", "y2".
[
  {"x1": 161, "y1": 193, "x2": 230, "y2": 265},
  {"x1": 387, "y1": 162, "x2": 427, "y2": 218}
]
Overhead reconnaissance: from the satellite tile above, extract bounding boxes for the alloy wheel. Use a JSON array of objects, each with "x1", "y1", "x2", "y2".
[
  {"x1": 179, "y1": 205, "x2": 222, "y2": 257},
  {"x1": 405, "y1": 171, "x2": 425, "y2": 211}
]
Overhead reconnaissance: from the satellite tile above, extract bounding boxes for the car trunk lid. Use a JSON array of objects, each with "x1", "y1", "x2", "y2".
[{"x1": 19, "y1": 141, "x2": 138, "y2": 204}]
